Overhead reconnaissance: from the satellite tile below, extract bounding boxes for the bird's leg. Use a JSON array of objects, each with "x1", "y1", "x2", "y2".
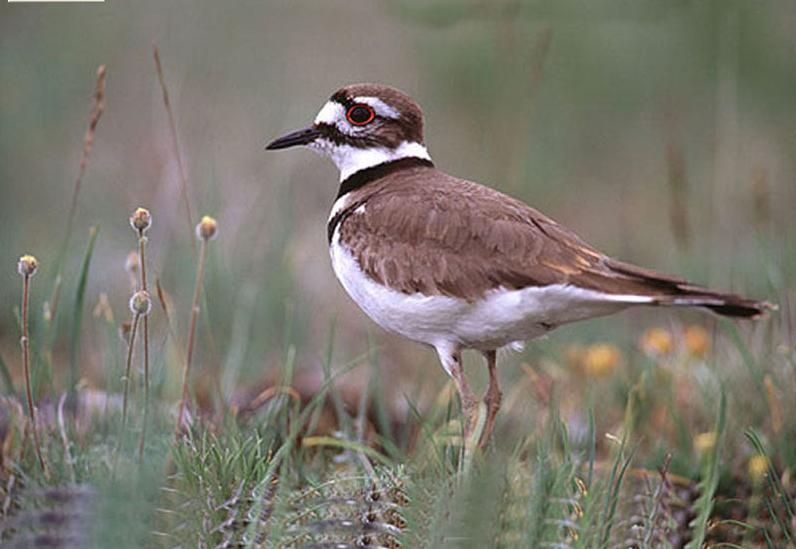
[
  {"x1": 436, "y1": 346, "x2": 480, "y2": 445},
  {"x1": 479, "y1": 350, "x2": 502, "y2": 449}
]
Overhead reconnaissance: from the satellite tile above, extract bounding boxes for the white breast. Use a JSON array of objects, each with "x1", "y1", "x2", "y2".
[{"x1": 328, "y1": 205, "x2": 652, "y2": 351}]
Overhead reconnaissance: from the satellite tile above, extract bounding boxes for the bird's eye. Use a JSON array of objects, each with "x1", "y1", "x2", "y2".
[{"x1": 346, "y1": 104, "x2": 375, "y2": 126}]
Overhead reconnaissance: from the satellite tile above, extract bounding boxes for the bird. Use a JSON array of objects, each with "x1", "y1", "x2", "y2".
[{"x1": 266, "y1": 83, "x2": 773, "y2": 449}]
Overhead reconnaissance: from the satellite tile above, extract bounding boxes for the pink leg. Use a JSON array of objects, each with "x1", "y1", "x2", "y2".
[
  {"x1": 435, "y1": 346, "x2": 478, "y2": 440},
  {"x1": 479, "y1": 350, "x2": 502, "y2": 448}
]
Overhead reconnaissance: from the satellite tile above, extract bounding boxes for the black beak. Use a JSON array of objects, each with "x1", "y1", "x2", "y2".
[{"x1": 265, "y1": 126, "x2": 321, "y2": 150}]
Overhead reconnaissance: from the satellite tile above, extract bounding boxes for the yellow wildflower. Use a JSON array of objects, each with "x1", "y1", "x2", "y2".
[
  {"x1": 641, "y1": 327, "x2": 673, "y2": 356},
  {"x1": 684, "y1": 325, "x2": 710, "y2": 358},
  {"x1": 693, "y1": 431, "x2": 716, "y2": 455},
  {"x1": 583, "y1": 343, "x2": 621, "y2": 378},
  {"x1": 748, "y1": 454, "x2": 769, "y2": 485}
]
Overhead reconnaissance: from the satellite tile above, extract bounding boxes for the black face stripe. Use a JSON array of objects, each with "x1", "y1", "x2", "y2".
[
  {"x1": 315, "y1": 122, "x2": 384, "y2": 148},
  {"x1": 327, "y1": 157, "x2": 435, "y2": 243}
]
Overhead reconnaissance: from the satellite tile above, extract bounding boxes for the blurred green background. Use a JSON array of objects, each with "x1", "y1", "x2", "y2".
[{"x1": 1, "y1": 0, "x2": 794, "y2": 401}]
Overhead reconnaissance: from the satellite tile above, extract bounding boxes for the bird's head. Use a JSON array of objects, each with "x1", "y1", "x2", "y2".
[{"x1": 266, "y1": 83, "x2": 431, "y2": 181}]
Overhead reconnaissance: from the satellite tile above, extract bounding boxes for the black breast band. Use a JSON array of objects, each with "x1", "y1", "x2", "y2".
[{"x1": 327, "y1": 156, "x2": 434, "y2": 243}]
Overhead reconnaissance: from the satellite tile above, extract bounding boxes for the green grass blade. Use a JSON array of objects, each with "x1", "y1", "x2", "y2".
[
  {"x1": 600, "y1": 440, "x2": 636, "y2": 548},
  {"x1": 686, "y1": 388, "x2": 727, "y2": 549},
  {"x1": 68, "y1": 225, "x2": 99, "y2": 405},
  {"x1": 587, "y1": 406, "x2": 595, "y2": 489},
  {"x1": 744, "y1": 429, "x2": 794, "y2": 542}
]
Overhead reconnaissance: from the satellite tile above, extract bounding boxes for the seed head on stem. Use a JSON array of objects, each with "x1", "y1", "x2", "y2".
[
  {"x1": 176, "y1": 215, "x2": 218, "y2": 435},
  {"x1": 121, "y1": 290, "x2": 151, "y2": 432},
  {"x1": 130, "y1": 208, "x2": 153, "y2": 462},
  {"x1": 129, "y1": 207, "x2": 152, "y2": 235},
  {"x1": 129, "y1": 290, "x2": 152, "y2": 316},
  {"x1": 196, "y1": 215, "x2": 218, "y2": 241},
  {"x1": 18, "y1": 255, "x2": 38, "y2": 277},
  {"x1": 18, "y1": 254, "x2": 46, "y2": 472}
]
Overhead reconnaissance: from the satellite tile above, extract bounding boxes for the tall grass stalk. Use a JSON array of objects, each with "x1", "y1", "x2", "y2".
[
  {"x1": 18, "y1": 255, "x2": 46, "y2": 472},
  {"x1": 48, "y1": 67, "x2": 105, "y2": 396},
  {"x1": 121, "y1": 313, "x2": 141, "y2": 433},
  {"x1": 686, "y1": 390, "x2": 727, "y2": 549},
  {"x1": 153, "y1": 46, "x2": 195, "y2": 251},
  {"x1": 176, "y1": 216, "x2": 217, "y2": 434},
  {"x1": 60, "y1": 66, "x2": 106, "y2": 265},
  {"x1": 130, "y1": 208, "x2": 152, "y2": 461},
  {"x1": 122, "y1": 290, "x2": 151, "y2": 433}
]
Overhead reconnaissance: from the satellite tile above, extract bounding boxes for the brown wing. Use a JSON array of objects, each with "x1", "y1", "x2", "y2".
[{"x1": 338, "y1": 167, "x2": 770, "y2": 317}]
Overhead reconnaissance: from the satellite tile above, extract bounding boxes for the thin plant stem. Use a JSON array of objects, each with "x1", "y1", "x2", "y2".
[
  {"x1": 176, "y1": 238, "x2": 207, "y2": 434},
  {"x1": 137, "y1": 234, "x2": 150, "y2": 462},
  {"x1": 58, "y1": 65, "x2": 106, "y2": 269},
  {"x1": 122, "y1": 311, "x2": 141, "y2": 432},
  {"x1": 153, "y1": 46, "x2": 195, "y2": 252},
  {"x1": 21, "y1": 273, "x2": 46, "y2": 472}
]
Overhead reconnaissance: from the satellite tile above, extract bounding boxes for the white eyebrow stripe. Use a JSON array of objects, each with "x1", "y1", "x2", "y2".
[
  {"x1": 314, "y1": 101, "x2": 345, "y2": 125},
  {"x1": 352, "y1": 96, "x2": 400, "y2": 119}
]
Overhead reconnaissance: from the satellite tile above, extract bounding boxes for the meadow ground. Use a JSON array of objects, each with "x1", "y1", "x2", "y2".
[{"x1": 1, "y1": 226, "x2": 794, "y2": 547}]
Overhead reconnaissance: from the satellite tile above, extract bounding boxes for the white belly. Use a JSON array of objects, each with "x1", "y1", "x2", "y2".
[{"x1": 329, "y1": 224, "x2": 650, "y2": 351}]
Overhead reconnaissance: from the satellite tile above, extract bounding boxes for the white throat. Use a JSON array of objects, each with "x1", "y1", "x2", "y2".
[{"x1": 309, "y1": 139, "x2": 431, "y2": 181}]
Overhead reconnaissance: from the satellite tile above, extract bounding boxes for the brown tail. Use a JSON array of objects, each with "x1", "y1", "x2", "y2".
[{"x1": 605, "y1": 259, "x2": 776, "y2": 319}]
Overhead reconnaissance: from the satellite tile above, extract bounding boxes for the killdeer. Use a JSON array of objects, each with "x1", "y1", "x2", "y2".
[{"x1": 266, "y1": 83, "x2": 772, "y2": 448}]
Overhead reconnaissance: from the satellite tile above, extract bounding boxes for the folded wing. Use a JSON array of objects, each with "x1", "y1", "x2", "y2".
[{"x1": 338, "y1": 169, "x2": 773, "y2": 318}]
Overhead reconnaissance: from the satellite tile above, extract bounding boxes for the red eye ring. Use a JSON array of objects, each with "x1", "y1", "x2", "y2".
[{"x1": 346, "y1": 104, "x2": 376, "y2": 126}]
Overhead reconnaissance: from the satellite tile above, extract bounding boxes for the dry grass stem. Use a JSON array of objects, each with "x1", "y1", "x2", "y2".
[
  {"x1": 752, "y1": 165, "x2": 771, "y2": 230},
  {"x1": 62, "y1": 65, "x2": 106, "y2": 262},
  {"x1": 664, "y1": 105, "x2": 691, "y2": 249},
  {"x1": 122, "y1": 290, "x2": 151, "y2": 433},
  {"x1": 18, "y1": 256, "x2": 46, "y2": 472},
  {"x1": 176, "y1": 216, "x2": 217, "y2": 435},
  {"x1": 155, "y1": 278, "x2": 185, "y2": 357},
  {"x1": 176, "y1": 240, "x2": 206, "y2": 434},
  {"x1": 121, "y1": 310, "x2": 141, "y2": 433},
  {"x1": 135, "y1": 217, "x2": 151, "y2": 462},
  {"x1": 153, "y1": 46, "x2": 195, "y2": 250}
]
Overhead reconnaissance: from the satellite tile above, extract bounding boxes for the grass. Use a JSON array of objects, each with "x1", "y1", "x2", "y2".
[{"x1": 1, "y1": 255, "x2": 791, "y2": 547}]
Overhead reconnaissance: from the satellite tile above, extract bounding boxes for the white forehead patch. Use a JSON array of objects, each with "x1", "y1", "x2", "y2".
[
  {"x1": 314, "y1": 101, "x2": 345, "y2": 125},
  {"x1": 352, "y1": 96, "x2": 400, "y2": 119}
]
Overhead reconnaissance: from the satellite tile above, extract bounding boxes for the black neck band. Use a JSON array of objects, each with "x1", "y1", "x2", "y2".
[
  {"x1": 327, "y1": 156, "x2": 433, "y2": 244},
  {"x1": 335, "y1": 156, "x2": 434, "y2": 200}
]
